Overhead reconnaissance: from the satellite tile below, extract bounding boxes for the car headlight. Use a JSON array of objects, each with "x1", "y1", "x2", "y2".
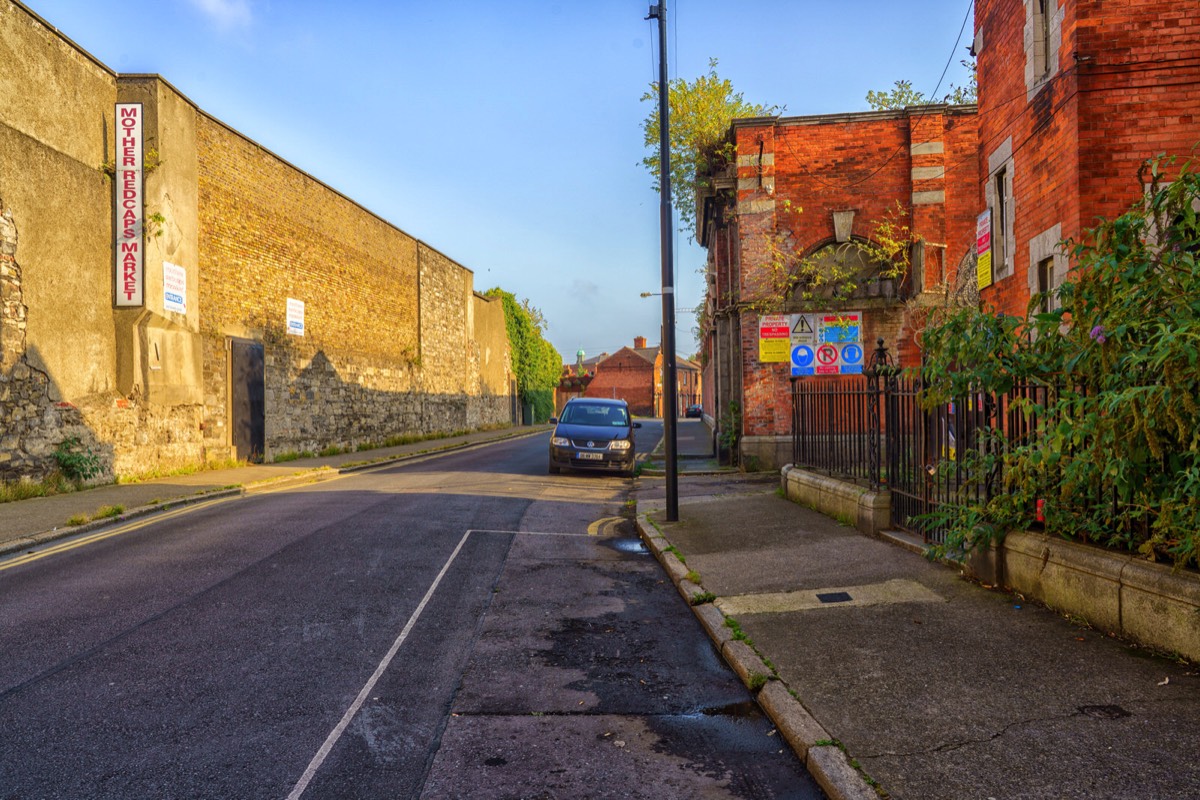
[
  {"x1": 608, "y1": 439, "x2": 632, "y2": 451},
  {"x1": 551, "y1": 436, "x2": 570, "y2": 447}
]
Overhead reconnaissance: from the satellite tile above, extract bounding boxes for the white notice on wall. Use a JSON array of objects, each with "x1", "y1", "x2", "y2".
[
  {"x1": 163, "y1": 262, "x2": 187, "y2": 314},
  {"x1": 286, "y1": 298, "x2": 305, "y2": 336}
]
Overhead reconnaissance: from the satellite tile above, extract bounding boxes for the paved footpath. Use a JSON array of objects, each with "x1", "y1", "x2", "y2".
[
  {"x1": 0, "y1": 427, "x2": 548, "y2": 556},
  {"x1": 635, "y1": 472, "x2": 1200, "y2": 800}
]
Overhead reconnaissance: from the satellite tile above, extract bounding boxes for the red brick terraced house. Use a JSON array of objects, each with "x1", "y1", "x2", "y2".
[
  {"x1": 699, "y1": 107, "x2": 980, "y2": 469},
  {"x1": 580, "y1": 337, "x2": 662, "y2": 417},
  {"x1": 974, "y1": 0, "x2": 1200, "y2": 316}
]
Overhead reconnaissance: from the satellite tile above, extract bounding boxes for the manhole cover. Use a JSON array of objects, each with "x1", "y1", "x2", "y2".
[{"x1": 816, "y1": 591, "x2": 853, "y2": 604}]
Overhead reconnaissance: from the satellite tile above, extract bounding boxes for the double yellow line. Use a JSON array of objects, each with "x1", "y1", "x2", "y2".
[{"x1": 0, "y1": 497, "x2": 229, "y2": 572}]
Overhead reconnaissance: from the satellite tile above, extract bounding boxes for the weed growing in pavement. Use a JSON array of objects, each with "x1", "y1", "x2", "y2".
[
  {"x1": 663, "y1": 545, "x2": 685, "y2": 564},
  {"x1": 0, "y1": 473, "x2": 78, "y2": 504},
  {"x1": 690, "y1": 591, "x2": 716, "y2": 606},
  {"x1": 118, "y1": 457, "x2": 244, "y2": 484},
  {"x1": 685, "y1": 569, "x2": 701, "y2": 584},
  {"x1": 724, "y1": 616, "x2": 753, "y2": 646},
  {"x1": 272, "y1": 450, "x2": 316, "y2": 463},
  {"x1": 747, "y1": 672, "x2": 768, "y2": 691},
  {"x1": 66, "y1": 513, "x2": 89, "y2": 527},
  {"x1": 95, "y1": 504, "x2": 124, "y2": 519}
]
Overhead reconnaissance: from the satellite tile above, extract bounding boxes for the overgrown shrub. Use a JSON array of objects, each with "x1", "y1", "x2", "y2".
[{"x1": 918, "y1": 155, "x2": 1200, "y2": 567}]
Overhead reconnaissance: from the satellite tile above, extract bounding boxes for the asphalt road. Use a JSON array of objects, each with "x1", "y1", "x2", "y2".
[{"x1": 0, "y1": 430, "x2": 821, "y2": 799}]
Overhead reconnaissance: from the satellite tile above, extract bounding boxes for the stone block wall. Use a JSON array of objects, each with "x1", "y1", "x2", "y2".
[{"x1": 0, "y1": 1, "x2": 512, "y2": 479}]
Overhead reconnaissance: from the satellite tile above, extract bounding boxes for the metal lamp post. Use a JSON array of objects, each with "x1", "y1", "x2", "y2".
[{"x1": 647, "y1": 1, "x2": 678, "y2": 522}]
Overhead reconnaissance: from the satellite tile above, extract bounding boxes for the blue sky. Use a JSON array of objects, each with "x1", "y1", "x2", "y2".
[{"x1": 27, "y1": 0, "x2": 975, "y2": 362}]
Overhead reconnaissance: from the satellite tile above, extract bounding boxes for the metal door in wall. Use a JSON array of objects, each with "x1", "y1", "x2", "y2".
[{"x1": 229, "y1": 339, "x2": 265, "y2": 463}]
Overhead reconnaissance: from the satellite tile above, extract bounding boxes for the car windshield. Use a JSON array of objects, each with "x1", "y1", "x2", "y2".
[{"x1": 560, "y1": 403, "x2": 629, "y2": 427}]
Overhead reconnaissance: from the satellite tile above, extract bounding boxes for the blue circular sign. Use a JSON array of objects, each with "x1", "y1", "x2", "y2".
[
  {"x1": 792, "y1": 345, "x2": 814, "y2": 368},
  {"x1": 841, "y1": 344, "x2": 863, "y2": 364}
]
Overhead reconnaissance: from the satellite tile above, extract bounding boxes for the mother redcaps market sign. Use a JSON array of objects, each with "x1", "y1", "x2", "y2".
[{"x1": 115, "y1": 103, "x2": 144, "y2": 307}]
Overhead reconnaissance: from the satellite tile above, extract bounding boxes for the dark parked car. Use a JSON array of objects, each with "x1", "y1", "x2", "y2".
[
  {"x1": 548, "y1": 397, "x2": 641, "y2": 476},
  {"x1": 685, "y1": 404, "x2": 703, "y2": 418}
]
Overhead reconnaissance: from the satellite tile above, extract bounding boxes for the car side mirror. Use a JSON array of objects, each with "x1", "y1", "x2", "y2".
[
  {"x1": 633, "y1": 422, "x2": 642, "y2": 429},
  {"x1": 548, "y1": 417, "x2": 558, "y2": 424}
]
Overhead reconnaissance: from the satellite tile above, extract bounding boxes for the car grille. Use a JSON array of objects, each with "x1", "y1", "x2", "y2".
[{"x1": 570, "y1": 439, "x2": 611, "y2": 449}]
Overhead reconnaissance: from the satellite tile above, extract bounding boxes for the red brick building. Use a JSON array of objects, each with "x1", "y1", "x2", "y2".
[
  {"x1": 558, "y1": 337, "x2": 701, "y2": 418},
  {"x1": 577, "y1": 337, "x2": 661, "y2": 417},
  {"x1": 974, "y1": 0, "x2": 1200, "y2": 316},
  {"x1": 699, "y1": 108, "x2": 979, "y2": 468}
]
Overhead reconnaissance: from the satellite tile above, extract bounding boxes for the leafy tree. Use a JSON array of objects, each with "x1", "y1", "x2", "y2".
[
  {"x1": 641, "y1": 58, "x2": 779, "y2": 237},
  {"x1": 485, "y1": 288, "x2": 562, "y2": 423},
  {"x1": 865, "y1": 60, "x2": 977, "y2": 110}
]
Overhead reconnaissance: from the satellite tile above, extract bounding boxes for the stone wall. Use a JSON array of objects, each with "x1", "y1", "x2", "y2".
[{"x1": 0, "y1": 0, "x2": 512, "y2": 479}]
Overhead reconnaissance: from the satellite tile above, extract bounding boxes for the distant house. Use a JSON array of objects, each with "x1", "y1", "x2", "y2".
[
  {"x1": 558, "y1": 336, "x2": 701, "y2": 418},
  {"x1": 676, "y1": 356, "x2": 702, "y2": 415},
  {"x1": 583, "y1": 336, "x2": 662, "y2": 416}
]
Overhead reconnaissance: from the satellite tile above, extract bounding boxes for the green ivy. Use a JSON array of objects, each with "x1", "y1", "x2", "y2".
[{"x1": 485, "y1": 288, "x2": 562, "y2": 424}]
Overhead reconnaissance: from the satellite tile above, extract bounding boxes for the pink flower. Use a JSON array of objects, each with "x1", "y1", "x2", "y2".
[{"x1": 1089, "y1": 325, "x2": 1107, "y2": 344}]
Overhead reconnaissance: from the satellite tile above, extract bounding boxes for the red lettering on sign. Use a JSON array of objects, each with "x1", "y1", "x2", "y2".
[{"x1": 120, "y1": 106, "x2": 139, "y2": 118}]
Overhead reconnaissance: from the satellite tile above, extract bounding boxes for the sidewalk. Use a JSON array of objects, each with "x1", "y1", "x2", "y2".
[
  {"x1": 635, "y1": 473, "x2": 1200, "y2": 800},
  {"x1": 0, "y1": 426, "x2": 547, "y2": 556}
]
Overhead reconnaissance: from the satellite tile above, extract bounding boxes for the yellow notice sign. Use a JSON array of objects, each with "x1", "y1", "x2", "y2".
[
  {"x1": 759, "y1": 337, "x2": 791, "y2": 363},
  {"x1": 977, "y1": 250, "x2": 992, "y2": 290},
  {"x1": 976, "y1": 210, "x2": 993, "y2": 290},
  {"x1": 759, "y1": 313, "x2": 791, "y2": 363}
]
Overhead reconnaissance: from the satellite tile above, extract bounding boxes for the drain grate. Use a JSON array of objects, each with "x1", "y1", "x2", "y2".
[
  {"x1": 816, "y1": 591, "x2": 853, "y2": 604},
  {"x1": 1078, "y1": 705, "x2": 1132, "y2": 719}
]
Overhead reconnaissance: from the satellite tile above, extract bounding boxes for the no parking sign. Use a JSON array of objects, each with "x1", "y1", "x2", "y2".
[{"x1": 788, "y1": 311, "x2": 866, "y2": 376}]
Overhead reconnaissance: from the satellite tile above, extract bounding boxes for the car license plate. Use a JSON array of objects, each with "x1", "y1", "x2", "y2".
[{"x1": 577, "y1": 452, "x2": 604, "y2": 460}]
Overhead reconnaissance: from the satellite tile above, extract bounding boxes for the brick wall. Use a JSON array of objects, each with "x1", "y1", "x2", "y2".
[
  {"x1": 724, "y1": 110, "x2": 978, "y2": 461},
  {"x1": 975, "y1": 0, "x2": 1200, "y2": 318},
  {"x1": 585, "y1": 348, "x2": 657, "y2": 416}
]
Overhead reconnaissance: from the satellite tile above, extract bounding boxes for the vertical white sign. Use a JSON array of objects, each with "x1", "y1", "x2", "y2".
[
  {"x1": 115, "y1": 103, "x2": 144, "y2": 307},
  {"x1": 286, "y1": 298, "x2": 305, "y2": 336},
  {"x1": 163, "y1": 262, "x2": 187, "y2": 314}
]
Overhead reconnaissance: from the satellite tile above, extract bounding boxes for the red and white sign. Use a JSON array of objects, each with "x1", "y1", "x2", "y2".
[
  {"x1": 815, "y1": 343, "x2": 840, "y2": 374},
  {"x1": 758, "y1": 314, "x2": 791, "y2": 338},
  {"x1": 115, "y1": 103, "x2": 144, "y2": 307}
]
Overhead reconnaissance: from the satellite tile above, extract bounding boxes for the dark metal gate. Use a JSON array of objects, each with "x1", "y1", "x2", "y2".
[{"x1": 229, "y1": 338, "x2": 265, "y2": 463}]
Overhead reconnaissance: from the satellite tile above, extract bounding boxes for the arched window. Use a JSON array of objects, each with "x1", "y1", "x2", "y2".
[{"x1": 787, "y1": 240, "x2": 899, "y2": 304}]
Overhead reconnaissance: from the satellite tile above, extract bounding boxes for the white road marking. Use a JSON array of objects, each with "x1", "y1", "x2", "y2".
[
  {"x1": 286, "y1": 529, "x2": 474, "y2": 799},
  {"x1": 287, "y1": 527, "x2": 602, "y2": 797}
]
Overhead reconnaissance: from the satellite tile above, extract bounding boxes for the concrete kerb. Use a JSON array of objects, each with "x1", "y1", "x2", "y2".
[
  {"x1": 0, "y1": 487, "x2": 245, "y2": 558},
  {"x1": 633, "y1": 512, "x2": 880, "y2": 800},
  {"x1": 0, "y1": 427, "x2": 547, "y2": 559}
]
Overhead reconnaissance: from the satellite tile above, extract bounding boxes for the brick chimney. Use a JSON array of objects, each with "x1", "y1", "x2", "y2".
[{"x1": 634, "y1": 336, "x2": 647, "y2": 349}]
